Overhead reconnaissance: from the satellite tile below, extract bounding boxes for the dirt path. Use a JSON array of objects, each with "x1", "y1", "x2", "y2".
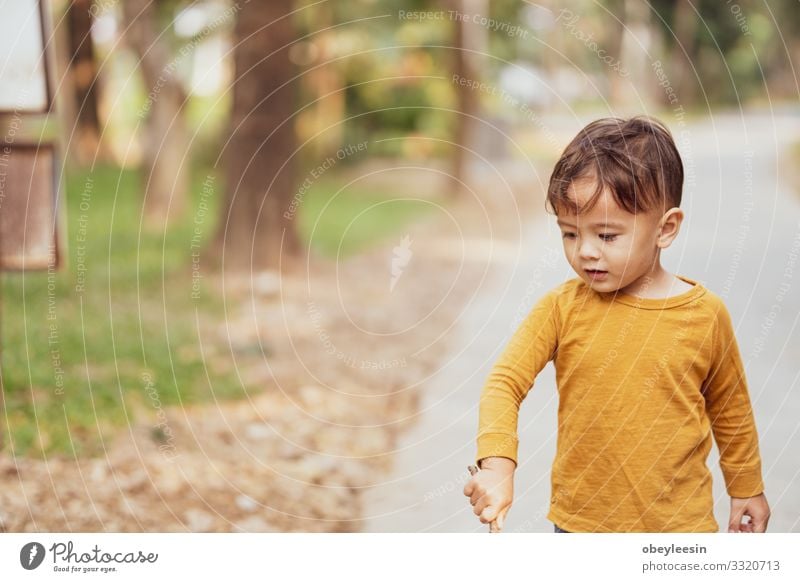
[{"x1": 0, "y1": 160, "x2": 535, "y2": 532}]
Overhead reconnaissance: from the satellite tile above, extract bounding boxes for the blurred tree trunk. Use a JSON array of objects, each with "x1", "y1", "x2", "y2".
[
  {"x1": 604, "y1": 0, "x2": 627, "y2": 108},
  {"x1": 774, "y1": 2, "x2": 800, "y2": 97},
  {"x1": 303, "y1": 2, "x2": 344, "y2": 161},
  {"x1": 616, "y1": 0, "x2": 655, "y2": 111},
  {"x1": 122, "y1": 0, "x2": 190, "y2": 228},
  {"x1": 213, "y1": 0, "x2": 302, "y2": 273},
  {"x1": 449, "y1": 0, "x2": 485, "y2": 199},
  {"x1": 64, "y1": 0, "x2": 103, "y2": 164},
  {"x1": 667, "y1": 0, "x2": 698, "y2": 108}
]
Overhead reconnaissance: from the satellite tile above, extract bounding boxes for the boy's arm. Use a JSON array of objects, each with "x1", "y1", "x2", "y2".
[
  {"x1": 476, "y1": 288, "x2": 560, "y2": 467},
  {"x1": 702, "y1": 302, "x2": 764, "y2": 499}
]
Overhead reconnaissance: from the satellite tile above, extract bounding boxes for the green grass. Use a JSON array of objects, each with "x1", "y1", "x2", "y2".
[
  {"x1": 299, "y1": 184, "x2": 435, "y2": 257},
  {"x1": 1, "y1": 164, "x2": 434, "y2": 457},
  {"x1": 1, "y1": 165, "x2": 234, "y2": 457}
]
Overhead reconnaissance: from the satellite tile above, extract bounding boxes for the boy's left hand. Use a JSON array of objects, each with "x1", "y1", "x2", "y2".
[{"x1": 728, "y1": 493, "x2": 770, "y2": 533}]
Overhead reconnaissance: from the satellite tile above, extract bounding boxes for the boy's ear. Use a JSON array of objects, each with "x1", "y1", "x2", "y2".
[{"x1": 657, "y1": 208, "x2": 683, "y2": 248}]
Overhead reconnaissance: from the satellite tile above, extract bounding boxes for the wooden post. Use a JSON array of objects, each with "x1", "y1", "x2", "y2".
[{"x1": 0, "y1": 0, "x2": 63, "y2": 451}]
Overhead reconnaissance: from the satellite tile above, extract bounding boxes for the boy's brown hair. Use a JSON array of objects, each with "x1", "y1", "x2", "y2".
[{"x1": 546, "y1": 116, "x2": 684, "y2": 216}]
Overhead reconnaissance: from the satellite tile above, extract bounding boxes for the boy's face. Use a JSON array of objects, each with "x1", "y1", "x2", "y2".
[{"x1": 556, "y1": 178, "x2": 667, "y2": 294}]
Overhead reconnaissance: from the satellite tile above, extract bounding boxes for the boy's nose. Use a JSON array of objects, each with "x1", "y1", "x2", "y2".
[{"x1": 578, "y1": 240, "x2": 602, "y2": 260}]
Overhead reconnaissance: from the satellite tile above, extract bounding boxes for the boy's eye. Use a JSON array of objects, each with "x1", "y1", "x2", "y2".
[
  {"x1": 599, "y1": 234, "x2": 617, "y2": 242},
  {"x1": 562, "y1": 232, "x2": 576, "y2": 239}
]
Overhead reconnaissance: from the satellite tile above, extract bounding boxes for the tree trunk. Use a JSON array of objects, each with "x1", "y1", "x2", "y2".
[
  {"x1": 303, "y1": 2, "x2": 344, "y2": 161},
  {"x1": 615, "y1": 0, "x2": 655, "y2": 111},
  {"x1": 213, "y1": 0, "x2": 302, "y2": 273},
  {"x1": 667, "y1": 0, "x2": 698, "y2": 109},
  {"x1": 66, "y1": 0, "x2": 103, "y2": 165},
  {"x1": 604, "y1": 0, "x2": 627, "y2": 108},
  {"x1": 122, "y1": 0, "x2": 190, "y2": 228},
  {"x1": 449, "y1": 0, "x2": 484, "y2": 199}
]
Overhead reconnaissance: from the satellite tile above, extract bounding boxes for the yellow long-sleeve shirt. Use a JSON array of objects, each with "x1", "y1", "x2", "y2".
[{"x1": 476, "y1": 276, "x2": 764, "y2": 533}]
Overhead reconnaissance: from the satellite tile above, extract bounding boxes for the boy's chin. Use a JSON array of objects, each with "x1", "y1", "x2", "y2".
[{"x1": 582, "y1": 274, "x2": 618, "y2": 292}]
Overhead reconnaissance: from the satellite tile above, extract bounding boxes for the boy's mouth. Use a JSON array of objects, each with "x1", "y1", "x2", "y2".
[{"x1": 584, "y1": 269, "x2": 608, "y2": 281}]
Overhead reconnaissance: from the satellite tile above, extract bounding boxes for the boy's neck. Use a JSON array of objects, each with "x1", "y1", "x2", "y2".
[{"x1": 618, "y1": 261, "x2": 691, "y2": 299}]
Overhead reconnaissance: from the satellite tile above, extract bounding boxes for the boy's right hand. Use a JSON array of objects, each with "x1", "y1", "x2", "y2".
[{"x1": 464, "y1": 457, "x2": 515, "y2": 532}]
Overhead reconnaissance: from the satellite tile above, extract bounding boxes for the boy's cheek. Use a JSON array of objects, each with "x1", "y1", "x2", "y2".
[
  {"x1": 606, "y1": 248, "x2": 629, "y2": 267},
  {"x1": 566, "y1": 254, "x2": 582, "y2": 271}
]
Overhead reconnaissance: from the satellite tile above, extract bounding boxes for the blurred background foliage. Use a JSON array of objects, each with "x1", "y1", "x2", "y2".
[{"x1": 2, "y1": 0, "x2": 798, "y2": 457}]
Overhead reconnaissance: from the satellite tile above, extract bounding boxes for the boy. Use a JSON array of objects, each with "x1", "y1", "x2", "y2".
[{"x1": 463, "y1": 116, "x2": 770, "y2": 533}]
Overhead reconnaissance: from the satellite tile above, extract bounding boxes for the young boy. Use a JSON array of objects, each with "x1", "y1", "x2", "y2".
[{"x1": 463, "y1": 116, "x2": 770, "y2": 533}]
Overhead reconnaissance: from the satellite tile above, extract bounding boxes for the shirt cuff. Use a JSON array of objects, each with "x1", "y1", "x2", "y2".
[
  {"x1": 476, "y1": 432, "x2": 519, "y2": 467},
  {"x1": 721, "y1": 462, "x2": 764, "y2": 498}
]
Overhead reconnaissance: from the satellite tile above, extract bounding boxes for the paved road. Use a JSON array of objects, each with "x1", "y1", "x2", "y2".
[{"x1": 361, "y1": 109, "x2": 800, "y2": 533}]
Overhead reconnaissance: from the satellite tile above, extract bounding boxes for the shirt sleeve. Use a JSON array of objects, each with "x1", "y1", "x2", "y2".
[
  {"x1": 702, "y1": 301, "x2": 764, "y2": 498},
  {"x1": 476, "y1": 288, "x2": 561, "y2": 468}
]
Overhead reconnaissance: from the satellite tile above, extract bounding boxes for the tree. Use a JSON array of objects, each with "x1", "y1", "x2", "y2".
[
  {"x1": 666, "y1": 0, "x2": 699, "y2": 108},
  {"x1": 449, "y1": 0, "x2": 486, "y2": 199},
  {"x1": 65, "y1": 0, "x2": 103, "y2": 164},
  {"x1": 213, "y1": 0, "x2": 302, "y2": 273},
  {"x1": 601, "y1": 0, "x2": 628, "y2": 109},
  {"x1": 122, "y1": 0, "x2": 191, "y2": 228}
]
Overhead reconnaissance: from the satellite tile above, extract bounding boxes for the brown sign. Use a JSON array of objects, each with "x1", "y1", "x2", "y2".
[
  {"x1": 0, "y1": 144, "x2": 60, "y2": 270},
  {"x1": 0, "y1": 0, "x2": 62, "y2": 272}
]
